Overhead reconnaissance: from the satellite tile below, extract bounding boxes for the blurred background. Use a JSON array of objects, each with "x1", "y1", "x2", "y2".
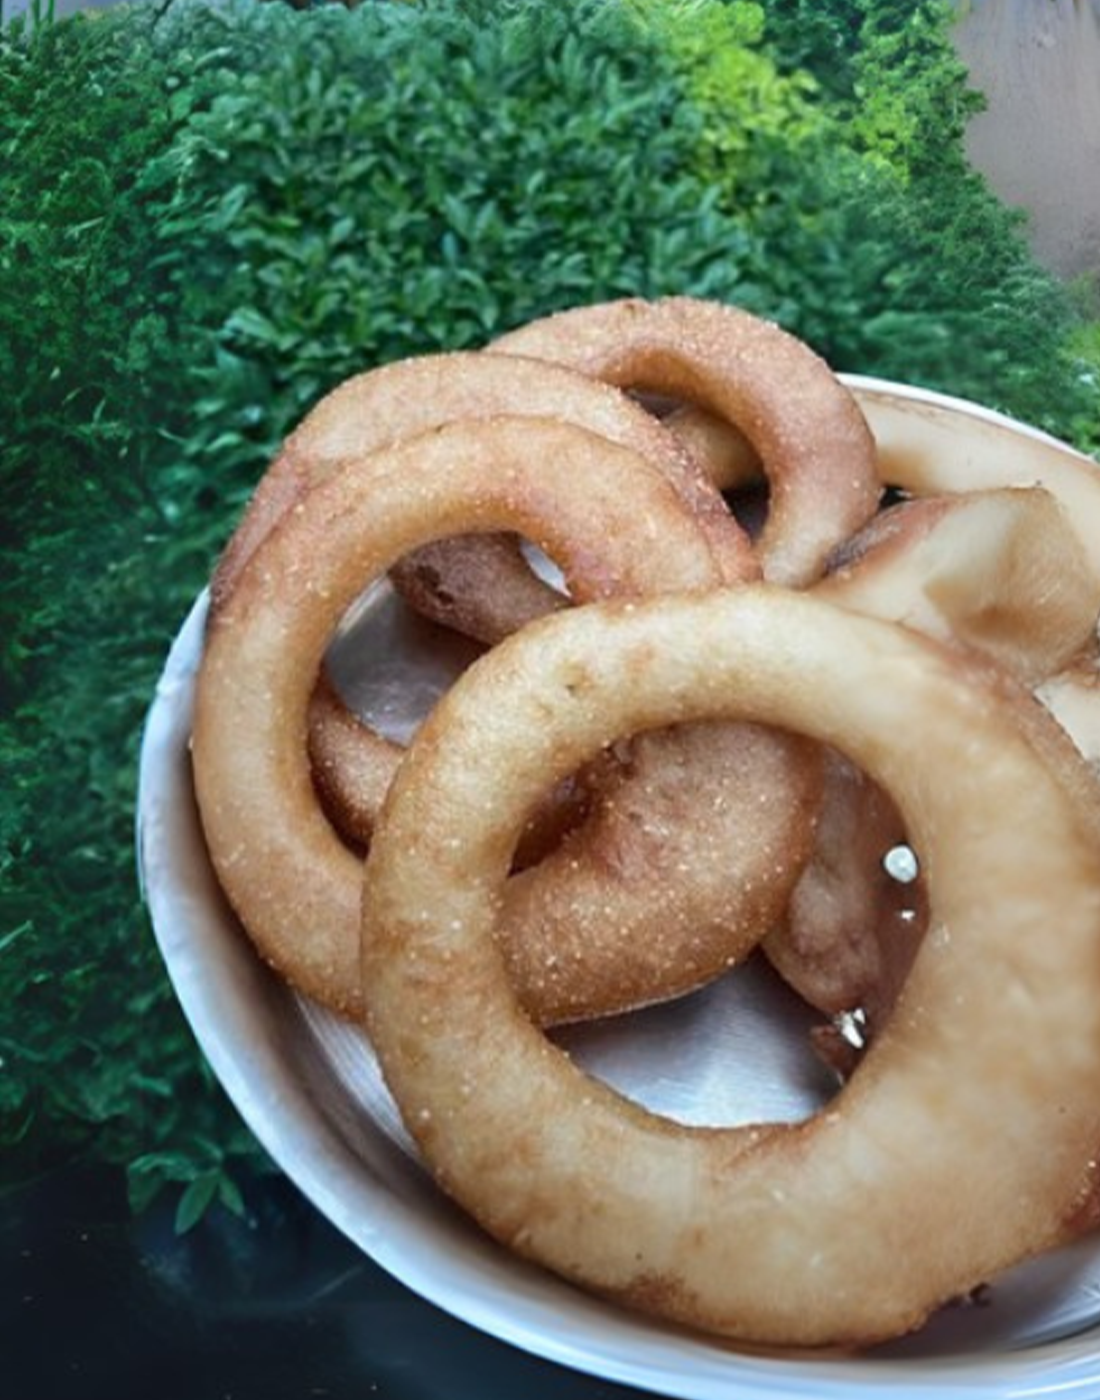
[
  {"x1": 954, "y1": 0, "x2": 1100, "y2": 279},
  {"x1": 2, "y1": 0, "x2": 1099, "y2": 1236}
]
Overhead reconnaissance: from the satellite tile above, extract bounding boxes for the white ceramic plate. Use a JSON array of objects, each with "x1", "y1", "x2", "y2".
[{"x1": 137, "y1": 380, "x2": 1100, "y2": 1399}]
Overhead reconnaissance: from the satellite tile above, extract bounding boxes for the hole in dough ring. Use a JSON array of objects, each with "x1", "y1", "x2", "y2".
[{"x1": 362, "y1": 586, "x2": 1100, "y2": 1350}]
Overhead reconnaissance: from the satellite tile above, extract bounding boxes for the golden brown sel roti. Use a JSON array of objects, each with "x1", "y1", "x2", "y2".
[
  {"x1": 193, "y1": 415, "x2": 818, "y2": 1023},
  {"x1": 388, "y1": 531, "x2": 568, "y2": 648},
  {"x1": 210, "y1": 348, "x2": 754, "y2": 633},
  {"x1": 190, "y1": 296, "x2": 1100, "y2": 1351},
  {"x1": 361, "y1": 588, "x2": 1100, "y2": 1348},
  {"x1": 766, "y1": 485, "x2": 1100, "y2": 1045},
  {"x1": 765, "y1": 478, "x2": 1100, "y2": 1052},
  {"x1": 210, "y1": 346, "x2": 758, "y2": 849},
  {"x1": 663, "y1": 402, "x2": 762, "y2": 493},
  {"x1": 498, "y1": 718, "x2": 821, "y2": 1025},
  {"x1": 493, "y1": 296, "x2": 882, "y2": 587},
  {"x1": 309, "y1": 669, "x2": 595, "y2": 871},
  {"x1": 818, "y1": 487, "x2": 1100, "y2": 686}
]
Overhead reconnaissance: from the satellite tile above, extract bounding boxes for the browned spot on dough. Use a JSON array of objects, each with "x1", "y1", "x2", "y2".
[
  {"x1": 1059, "y1": 1149, "x2": 1100, "y2": 1238},
  {"x1": 607, "y1": 1268, "x2": 699, "y2": 1319}
]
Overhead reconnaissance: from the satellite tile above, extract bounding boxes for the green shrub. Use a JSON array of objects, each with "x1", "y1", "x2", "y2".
[
  {"x1": 729, "y1": 144, "x2": 1088, "y2": 436},
  {"x1": 627, "y1": 0, "x2": 823, "y2": 195},
  {"x1": 762, "y1": 0, "x2": 983, "y2": 172},
  {"x1": 0, "y1": 4, "x2": 283, "y2": 1214},
  {"x1": 0, "y1": 10, "x2": 176, "y2": 527},
  {"x1": 647, "y1": 0, "x2": 1091, "y2": 439},
  {"x1": 1065, "y1": 280, "x2": 1100, "y2": 456},
  {"x1": 755, "y1": 0, "x2": 864, "y2": 103},
  {"x1": 153, "y1": 0, "x2": 761, "y2": 500}
]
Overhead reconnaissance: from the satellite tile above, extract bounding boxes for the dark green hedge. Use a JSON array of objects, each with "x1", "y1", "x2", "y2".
[{"x1": 2, "y1": 0, "x2": 1096, "y2": 1221}]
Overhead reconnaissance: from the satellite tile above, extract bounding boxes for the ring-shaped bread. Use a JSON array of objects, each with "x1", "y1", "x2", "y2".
[
  {"x1": 493, "y1": 296, "x2": 881, "y2": 587},
  {"x1": 361, "y1": 586, "x2": 1100, "y2": 1349},
  {"x1": 850, "y1": 378, "x2": 1100, "y2": 556},
  {"x1": 193, "y1": 417, "x2": 818, "y2": 1023},
  {"x1": 210, "y1": 350, "x2": 756, "y2": 848},
  {"x1": 764, "y1": 411, "x2": 1100, "y2": 1038},
  {"x1": 211, "y1": 350, "x2": 754, "y2": 627},
  {"x1": 763, "y1": 486, "x2": 1100, "y2": 1044}
]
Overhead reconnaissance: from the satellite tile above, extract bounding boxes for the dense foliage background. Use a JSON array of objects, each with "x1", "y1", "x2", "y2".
[{"x1": 3, "y1": 0, "x2": 1098, "y2": 1225}]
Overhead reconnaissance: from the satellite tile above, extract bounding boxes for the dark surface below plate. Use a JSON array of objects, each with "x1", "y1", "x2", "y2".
[{"x1": 1, "y1": 1166, "x2": 649, "y2": 1400}]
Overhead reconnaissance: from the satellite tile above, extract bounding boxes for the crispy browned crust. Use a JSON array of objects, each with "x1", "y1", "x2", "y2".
[
  {"x1": 766, "y1": 487, "x2": 1100, "y2": 1053},
  {"x1": 210, "y1": 348, "x2": 754, "y2": 627},
  {"x1": 499, "y1": 720, "x2": 822, "y2": 1024},
  {"x1": 663, "y1": 402, "x2": 762, "y2": 493},
  {"x1": 208, "y1": 348, "x2": 759, "y2": 850},
  {"x1": 494, "y1": 297, "x2": 881, "y2": 587},
  {"x1": 309, "y1": 668, "x2": 595, "y2": 869},
  {"x1": 387, "y1": 533, "x2": 569, "y2": 647}
]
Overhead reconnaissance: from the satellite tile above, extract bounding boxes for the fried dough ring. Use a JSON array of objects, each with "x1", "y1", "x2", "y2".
[
  {"x1": 493, "y1": 297, "x2": 882, "y2": 586},
  {"x1": 769, "y1": 385, "x2": 1100, "y2": 1038},
  {"x1": 211, "y1": 350, "x2": 754, "y2": 626},
  {"x1": 500, "y1": 716, "x2": 820, "y2": 1025},
  {"x1": 211, "y1": 350, "x2": 756, "y2": 848},
  {"x1": 766, "y1": 487, "x2": 1100, "y2": 1040},
  {"x1": 361, "y1": 587, "x2": 1100, "y2": 1349},
  {"x1": 816, "y1": 487, "x2": 1100, "y2": 685},
  {"x1": 848, "y1": 386, "x2": 1100, "y2": 781},
  {"x1": 678, "y1": 377, "x2": 1100, "y2": 556},
  {"x1": 850, "y1": 377, "x2": 1100, "y2": 554},
  {"x1": 193, "y1": 417, "x2": 817, "y2": 1023}
]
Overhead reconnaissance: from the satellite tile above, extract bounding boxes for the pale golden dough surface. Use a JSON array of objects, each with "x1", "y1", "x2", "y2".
[
  {"x1": 362, "y1": 588, "x2": 1100, "y2": 1349},
  {"x1": 494, "y1": 296, "x2": 881, "y2": 586},
  {"x1": 308, "y1": 669, "x2": 593, "y2": 871},
  {"x1": 663, "y1": 402, "x2": 761, "y2": 492},
  {"x1": 192, "y1": 417, "x2": 816, "y2": 1023},
  {"x1": 818, "y1": 487, "x2": 1100, "y2": 686}
]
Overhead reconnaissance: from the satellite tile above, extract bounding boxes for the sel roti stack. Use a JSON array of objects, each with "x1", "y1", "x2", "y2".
[{"x1": 179, "y1": 296, "x2": 1100, "y2": 1351}]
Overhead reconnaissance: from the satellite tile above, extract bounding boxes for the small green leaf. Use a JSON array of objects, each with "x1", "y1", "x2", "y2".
[
  {"x1": 174, "y1": 1173, "x2": 220, "y2": 1235},
  {"x1": 217, "y1": 1172, "x2": 246, "y2": 1219}
]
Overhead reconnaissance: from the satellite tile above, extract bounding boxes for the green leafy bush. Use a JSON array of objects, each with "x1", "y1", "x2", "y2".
[
  {"x1": 646, "y1": 0, "x2": 1090, "y2": 436},
  {"x1": 627, "y1": 0, "x2": 823, "y2": 194},
  {"x1": 762, "y1": 0, "x2": 980, "y2": 167},
  {"x1": 1065, "y1": 278, "x2": 1100, "y2": 455},
  {"x1": 153, "y1": 0, "x2": 761, "y2": 497},
  {"x1": 0, "y1": 3, "x2": 286, "y2": 1214},
  {"x1": 755, "y1": 0, "x2": 865, "y2": 103}
]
